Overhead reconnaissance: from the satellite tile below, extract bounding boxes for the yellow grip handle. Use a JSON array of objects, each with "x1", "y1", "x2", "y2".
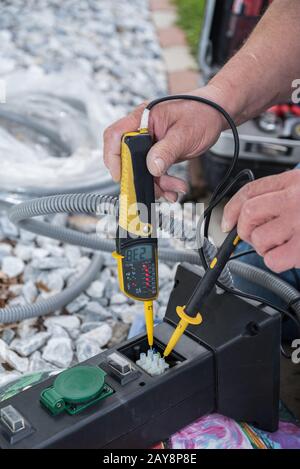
[
  {"x1": 119, "y1": 132, "x2": 152, "y2": 237},
  {"x1": 119, "y1": 133, "x2": 139, "y2": 233}
]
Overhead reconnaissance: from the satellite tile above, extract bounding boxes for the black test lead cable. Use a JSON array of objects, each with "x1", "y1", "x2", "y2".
[{"x1": 142, "y1": 95, "x2": 300, "y2": 352}]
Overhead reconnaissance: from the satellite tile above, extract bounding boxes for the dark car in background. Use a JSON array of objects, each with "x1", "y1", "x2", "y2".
[{"x1": 198, "y1": 0, "x2": 300, "y2": 192}]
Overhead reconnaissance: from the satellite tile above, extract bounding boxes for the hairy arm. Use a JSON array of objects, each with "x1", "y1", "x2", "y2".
[
  {"x1": 104, "y1": 0, "x2": 300, "y2": 200},
  {"x1": 210, "y1": 0, "x2": 300, "y2": 123}
]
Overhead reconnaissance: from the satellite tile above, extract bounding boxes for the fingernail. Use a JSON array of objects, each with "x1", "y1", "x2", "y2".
[
  {"x1": 111, "y1": 170, "x2": 120, "y2": 183},
  {"x1": 221, "y1": 219, "x2": 230, "y2": 233},
  {"x1": 153, "y1": 158, "x2": 165, "y2": 175},
  {"x1": 165, "y1": 193, "x2": 178, "y2": 203}
]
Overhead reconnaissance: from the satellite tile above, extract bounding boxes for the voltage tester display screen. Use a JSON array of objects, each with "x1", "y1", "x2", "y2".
[
  {"x1": 123, "y1": 244, "x2": 157, "y2": 299},
  {"x1": 125, "y1": 245, "x2": 152, "y2": 263}
]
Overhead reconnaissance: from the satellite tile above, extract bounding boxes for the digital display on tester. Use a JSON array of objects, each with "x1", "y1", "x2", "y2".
[{"x1": 125, "y1": 245, "x2": 152, "y2": 263}]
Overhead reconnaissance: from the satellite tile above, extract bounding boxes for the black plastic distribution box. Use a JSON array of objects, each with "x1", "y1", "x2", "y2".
[{"x1": 0, "y1": 263, "x2": 280, "y2": 449}]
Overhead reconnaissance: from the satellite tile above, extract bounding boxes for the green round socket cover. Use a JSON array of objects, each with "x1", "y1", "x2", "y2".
[{"x1": 53, "y1": 366, "x2": 105, "y2": 404}]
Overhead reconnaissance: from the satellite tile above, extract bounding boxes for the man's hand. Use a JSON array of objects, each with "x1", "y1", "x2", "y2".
[
  {"x1": 103, "y1": 85, "x2": 227, "y2": 202},
  {"x1": 222, "y1": 170, "x2": 300, "y2": 273}
]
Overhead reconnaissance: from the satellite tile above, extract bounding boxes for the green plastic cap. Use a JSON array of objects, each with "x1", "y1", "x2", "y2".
[{"x1": 53, "y1": 366, "x2": 106, "y2": 404}]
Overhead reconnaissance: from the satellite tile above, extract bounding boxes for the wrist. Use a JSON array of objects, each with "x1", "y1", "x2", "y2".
[{"x1": 191, "y1": 82, "x2": 244, "y2": 131}]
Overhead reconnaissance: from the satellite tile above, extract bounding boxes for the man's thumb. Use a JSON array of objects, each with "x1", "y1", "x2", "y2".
[{"x1": 147, "y1": 128, "x2": 184, "y2": 177}]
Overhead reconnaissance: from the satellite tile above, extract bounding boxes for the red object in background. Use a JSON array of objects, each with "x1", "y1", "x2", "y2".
[
  {"x1": 228, "y1": 0, "x2": 273, "y2": 59},
  {"x1": 233, "y1": 0, "x2": 273, "y2": 16},
  {"x1": 269, "y1": 104, "x2": 300, "y2": 118},
  {"x1": 291, "y1": 105, "x2": 300, "y2": 118}
]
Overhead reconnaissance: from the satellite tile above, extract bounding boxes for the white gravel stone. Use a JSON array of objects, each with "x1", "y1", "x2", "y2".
[
  {"x1": 76, "y1": 339, "x2": 101, "y2": 363},
  {"x1": 36, "y1": 236, "x2": 60, "y2": 248},
  {"x1": 20, "y1": 230, "x2": 36, "y2": 244},
  {"x1": 52, "y1": 213, "x2": 68, "y2": 227},
  {"x1": 66, "y1": 293, "x2": 89, "y2": 313},
  {"x1": 0, "y1": 243, "x2": 13, "y2": 260},
  {"x1": 44, "y1": 315, "x2": 80, "y2": 332},
  {"x1": 0, "y1": 341, "x2": 28, "y2": 373},
  {"x1": 46, "y1": 324, "x2": 70, "y2": 339},
  {"x1": 22, "y1": 281, "x2": 38, "y2": 303},
  {"x1": 23, "y1": 265, "x2": 39, "y2": 283},
  {"x1": 158, "y1": 282, "x2": 173, "y2": 303},
  {"x1": 0, "y1": 372, "x2": 21, "y2": 388},
  {"x1": 157, "y1": 306, "x2": 166, "y2": 320},
  {"x1": 65, "y1": 245, "x2": 81, "y2": 267},
  {"x1": 68, "y1": 328, "x2": 80, "y2": 340},
  {"x1": 31, "y1": 248, "x2": 49, "y2": 259},
  {"x1": 8, "y1": 297, "x2": 27, "y2": 309},
  {"x1": 110, "y1": 292, "x2": 128, "y2": 305},
  {"x1": 104, "y1": 277, "x2": 119, "y2": 298},
  {"x1": 75, "y1": 256, "x2": 91, "y2": 274},
  {"x1": 1, "y1": 329, "x2": 16, "y2": 345},
  {"x1": 31, "y1": 257, "x2": 69, "y2": 270},
  {"x1": 99, "y1": 268, "x2": 112, "y2": 284},
  {"x1": 1, "y1": 256, "x2": 25, "y2": 278},
  {"x1": 81, "y1": 302, "x2": 112, "y2": 320},
  {"x1": 10, "y1": 332, "x2": 50, "y2": 357},
  {"x1": 17, "y1": 319, "x2": 38, "y2": 340},
  {"x1": 36, "y1": 271, "x2": 64, "y2": 293},
  {"x1": 42, "y1": 337, "x2": 73, "y2": 368},
  {"x1": 158, "y1": 263, "x2": 172, "y2": 286},
  {"x1": 14, "y1": 244, "x2": 33, "y2": 262},
  {"x1": 45, "y1": 245, "x2": 65, "y2": 257},
  {"x1": 8, "y1": 284, "x2": 23, "y2": 296},
  {"x1": 0, "y1": 57, "x2": 15, "y2": 75},
  {"x1": 79, "y1": 324, "x2": 112, "y2": 348},
  {"x1": 118, "y1": 304, "x2": 143, "y2": 324},
  {"x1": 80, "y1": 322, "x2": 102, "y2": 334},
  {"x1": 86, "y1": 280, "x2": 105, "y2": 299},
  {"x1": 98, "y1": 297, "x2": 109, "y2": 307},
  {"x1": 0, "y1": 218, "x2": 18, "y2": 239},
  {"x1": 56, "y1": 268, "x2": 76, "y2": 281},
  {"x1": 29, "y1": 351, "x2": 57, "y2": 372}
]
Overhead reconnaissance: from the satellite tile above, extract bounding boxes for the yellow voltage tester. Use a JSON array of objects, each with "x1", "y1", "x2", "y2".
[{"x1": 113, "y1": 129, "x2": 158, "y2": 348}]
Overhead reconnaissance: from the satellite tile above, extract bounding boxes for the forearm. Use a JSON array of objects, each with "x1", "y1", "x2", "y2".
[{"x1": 202, "y1": 0, "x2": 300, "y2": 125}]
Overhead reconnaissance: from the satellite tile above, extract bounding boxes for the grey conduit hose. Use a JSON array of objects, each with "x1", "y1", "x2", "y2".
[
  {"x1": 229, "y1": 260, "x2": 300, "y2": 319},
  {"x1": 0, "y1": 193, "x2": 200, "y2": 324},
  {"x1": 202, "y1": 238, "x2": 300, "y2": 318},
  {"x1": 3, "y1": 193, "x2": 300, "y2": 324},
  {"x1": 8, "y1": 194, "x2": 200, "y2": 264},
  {"x1": 0, "y1": 254, "x2": 103, "y2": 324},
  {"x1": 201, "y1": 238, "x2": 234, "y2": 289}
]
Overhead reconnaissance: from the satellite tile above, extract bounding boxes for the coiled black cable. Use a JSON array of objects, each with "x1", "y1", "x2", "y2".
[{"x1": 147, "y1": 95, "x2": 300, "y2": 354}]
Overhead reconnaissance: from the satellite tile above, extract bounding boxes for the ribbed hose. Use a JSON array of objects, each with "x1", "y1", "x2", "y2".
[
  {"x1": 9, "y1": 193, "x2": 119, "y2": 223},
  {"x1": 0, "y1": 254, "x2": 103, "y2": 324},
  {"x1": 0, "y1": 194, "x2": 200, "y2": 324},
  {"x1": 195, "y1": 232, "x2": 300, "y2": 317},
  {"x1": 229, "y1": 260, "x2": 300, "y2": 318},
  {"x1": 5, "y1": 193, "x2": 300, "y2": 325},
  {"x1": 8, "y1": 194, "x2": 200, "y2": 264},
  {"x1": 201, "y1": 238, "x2": 234, "y2": 289}
]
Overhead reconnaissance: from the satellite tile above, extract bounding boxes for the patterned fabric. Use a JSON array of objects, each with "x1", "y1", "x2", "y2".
[
  {"x1": 168, "y1": 412, "x2": 300, "y2": 450},
  {"x1": 170, "y1": 414, "x2": 252, "y2": 449}
]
